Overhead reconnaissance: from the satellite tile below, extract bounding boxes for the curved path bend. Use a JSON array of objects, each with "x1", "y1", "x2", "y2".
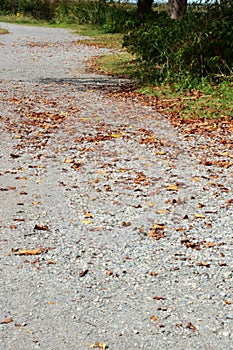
[{"x1": 0, "y1": 23, "x2": 232, "y2": 350}]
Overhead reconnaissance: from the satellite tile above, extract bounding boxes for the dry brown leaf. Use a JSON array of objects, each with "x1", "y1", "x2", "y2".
[
  {"x1": 34, "y1": 224, "x2": 49, "y2": 231},
  {"x1": 153, "y1": 296, "x2": 166, "y2": 300},
  {"x1": 0, "y1": 317, "x2": 13, "y2": 324},
  {"x1": 150, "y1": 316, "x2": 158, "y2": 321},
  {"x1": 152, "y1": 223, "x2": 166, "y2": 229},
  {"x1": 197, "y1": 261, "x2": 210, "y2": 267},
  {"x1": 46, "y1": 259, "x2": 56, "y2": 265},
  {"x1": 90, "y1": 342, "x2": 106, "y2": 350},
  {"x1": 83, "y1": 210, "x2": 93, "y2": 218},
  {"x1": 12, "y1": 247, "x2": 45, "y2": 256},
  {"x1": 223, "y1": 299, "x2": 231, "y2": 305},
  {"x1": 149, "y1": 271, "x2": 158, "y2": 277},
  {"x1": 186, "y1": 322, "x2": 197, "y2": 332},
  {"x1": 166, "y1": 184, "x2": 179, "y2": 191},
  {"x1": 204, "y1": 242, "x2": 215, "y2": 248}
]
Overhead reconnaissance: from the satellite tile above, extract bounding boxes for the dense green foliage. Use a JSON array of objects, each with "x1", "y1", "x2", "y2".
[
  {"x1": 123, "y1": 5, "x2": 233, "y2": 85},
  {"x1": 0, "y1": 0, "x2": 137, "y2": 27}
]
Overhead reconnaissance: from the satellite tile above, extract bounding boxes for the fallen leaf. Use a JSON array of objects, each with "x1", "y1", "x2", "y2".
[
  {"x1": 34, "y1": 224, "x2": 49, "y2": 231},
  {"x1": 152, "y1": 223, "x2": 166, "y2": 229},
  {"x1": 12, "y1": 247, "x2": 45, "y2": 256},
  {"x1": 186, "y1": 322, "x2": 197, "y2": 332},
  {"x1": 48, "y1": 301, "x2": 55, "y2": 305},
  {"x1": 71, "y1": 161, "x2": 82, "y2": 170},
  {"x1": 155, "y1": 151, "x2": 166, "y2": 155},
  {"x1": 194, "y1": 213, "x2": 206, "y2": 219},
  {"x1": 191, "y1": 177, "x2": 200, "y2": 182},
  {"x1": 153, "y1": 296, "x2": 166, "y2": 300},
  {"x1": 155, "y1": 209, "x2": 167, "y2": 214},
  {"x1": 110, "y1": 133, "x2": 121, "y2": 138},
  {"x1": 148, "y1": 229, "x2": 165, "y2": 240},
  {"x1": 149, "y1": 272, "x2": 158, "y2": 277},
  {"x1": 81, "y1": 219, "x2": 93, "y2": 224},
  {"x1": 90, "y1": 342, "x2": 106, "y2": 350},
  {"x1": 150, "y1": 316, "x2": 158, "y2": 321},
  {"x1": 83, "y1": 210, "x2": 93, "y2": 218},
  {"x1": 10, "y1": 225, "x2": 17, "y2": 229},
  {"x1": 226, "y1": 198, "x2": 233, "y2": 206},
  {"x1": 10, "y1": 153, "x2": 20, "y2": 158},
  {"x1": 63, "y1": 158, "x2": 74, "y2": 163},
  {"x1": 166, "y1": 184, "x2": 178, "y2": 191},
  {"x1": 46, "y1": 259, "x2": 56, "y2": 265},
  {"x1": 197, "y1": 261, "x2": 210, "y2": 267},
  {"x1": 223, "y1": 299, "x2": 231, "y2": 305},
  {"x1": 0, "y1": 317, "x2": 13, "y2": 324},
  {"x1": 204, "y1": 242, "x2": 215, "y2": 248},
  {"x1": 79, "y1": 269, "x2": 89, "y2": 277}
]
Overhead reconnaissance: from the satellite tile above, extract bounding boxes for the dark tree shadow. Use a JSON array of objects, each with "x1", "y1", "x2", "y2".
[{"x1": 38, "y1": 76, "x2": 134, "y2": 93}]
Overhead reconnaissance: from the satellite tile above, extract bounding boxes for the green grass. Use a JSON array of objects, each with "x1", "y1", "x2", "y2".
[
  {"x1": 138, "y1": 80, "x2": 233, "y2": 120},
  {"x1": 75, "y1": 24, "x2": 124, "y2": 49},
  {"x1": 0, "y1": 14, "x2": 78, "y2": 28}
]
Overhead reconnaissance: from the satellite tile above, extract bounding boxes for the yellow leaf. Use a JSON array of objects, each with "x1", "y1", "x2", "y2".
[
  {"x1": 152, "y1": 223, "x2": 166, "y2": 229},
  {"x1": 194, "y1": 213, "x2": 206, "y2": 219},
  {"x1": 191, "y1": 177, "x2": 200, "y2": 182},
  {"x1": 63, "y1": 158, "x2": 74, "y2": 163},
  {"x1": 90, "y1": 342, "x2": 106, "y2": 350},
  {"x1": 155, "y1": 209, "x2": 167, "y2": 214},
  {"x1": 147, "y1": 202, "x2": 154, "y2": 207},
  {"x1": 48, "y1": 301, "x2": 55, "y2": 305},
  {"x1": 13, "y1": 247, "x2": 44, "y2": 256},
  {"x1": 81, "y1": 219, "x2": 93, "y2": 224},
  {"x1": 166, "y1": 185, "x2": 178, "y2": 191},
  {"x1": 155, "y1": 151, "x2": 166, "y2": 155},
  {"x1": 110, "y1": 133, "x2": 121, "y2": 138},
  {"x1": 32, "y1": 201, "x2": 39, "y2": 205}
]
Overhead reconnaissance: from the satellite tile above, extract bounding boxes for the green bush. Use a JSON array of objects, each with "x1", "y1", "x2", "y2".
[
  {"x1": 0, "y1": 0, "x2": 59, "y2": 20},
  {"x1": 123, "y1": 4, "x2": 233, "y2": 86},
  {"x1": 103, "y1": 4, "x2": 139, "y2": 33},
  {"x1": 54, "y1": 0, "x2": 109, "y2": 25}
]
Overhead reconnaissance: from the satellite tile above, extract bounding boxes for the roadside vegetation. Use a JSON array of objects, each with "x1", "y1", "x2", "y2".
[{"x1": 0, "y1": 0, "x2": 232, "y2": 121}]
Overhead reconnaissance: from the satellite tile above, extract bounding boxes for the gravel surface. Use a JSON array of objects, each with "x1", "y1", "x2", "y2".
[{"x1": 0, "y1": 23, "x2": 232, "y2": 350}]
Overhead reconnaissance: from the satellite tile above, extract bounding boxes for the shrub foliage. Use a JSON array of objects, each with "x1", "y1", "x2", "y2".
[{"x1": 123, "y1": 4, "x2": 233, "y2": 85}]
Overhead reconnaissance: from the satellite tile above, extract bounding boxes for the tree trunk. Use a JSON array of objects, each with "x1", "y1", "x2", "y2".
[
  {"x1": 168, "y1": 0, "x2": 187, "y2": 19},
  {"x1": 137, "y1": 0, "x2": 154, "y2": 18}
]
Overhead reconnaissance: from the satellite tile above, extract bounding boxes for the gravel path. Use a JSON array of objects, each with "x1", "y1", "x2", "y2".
[{"x1": 0, "y1": 23, "x2": 232, "y2": 350}]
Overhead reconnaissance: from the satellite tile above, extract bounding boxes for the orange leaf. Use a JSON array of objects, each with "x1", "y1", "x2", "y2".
[
  {"x1": 1, "y1": 317, "x2": 13, "y2": 324},
  {"x1": 204, "y1": 242, "x2": 215, "y2": 248},
  {"x1": 150, "y1": 316, "x2": 158, "y2": 321},
  {"x1": 197, "y1": 261, "x2": 210, "y2": 267},
  {"x1": 166, "y1": 185, "x2": 178, "y2": 191},
  {"x1": 152, "y1": 223, "x2": 166, "y2": 229},
  {"x1": 90, "y1": 342, "x2": 106, "y2": 350},
  {"x1": 12, "y1": 247, "x2": 45, "y2": 256}
]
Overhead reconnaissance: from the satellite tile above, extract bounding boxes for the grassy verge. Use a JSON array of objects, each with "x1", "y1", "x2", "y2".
[{"x1": 88, "y1": 40, "x2": 232, "y2": 121}]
